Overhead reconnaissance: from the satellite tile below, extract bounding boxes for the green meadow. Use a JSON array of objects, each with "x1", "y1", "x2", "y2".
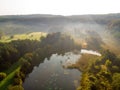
[{"x1": 0, "y1": 32, "x2": 47, "y2": 42}]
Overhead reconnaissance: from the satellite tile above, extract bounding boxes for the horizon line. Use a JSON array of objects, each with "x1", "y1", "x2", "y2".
[{"x1": 0, "y1": 12, "x2": 120, "y2": 16}]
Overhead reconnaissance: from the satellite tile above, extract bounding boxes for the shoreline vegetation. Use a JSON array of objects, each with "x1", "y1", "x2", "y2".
[
  {"x1": 68, "y1": 49, "x2": 120, "y2": 90},
  {"x1": 0, "y1": 32, "x2": 81, "y2": 90},
  {"x1": 0, "y1": 31, "x2": 120, "y2": 90},
  {"x1": 0, "y1": 13, "x2": 120, "y2": 90}
]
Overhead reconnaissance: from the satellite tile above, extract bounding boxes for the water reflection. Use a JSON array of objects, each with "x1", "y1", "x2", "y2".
[
  {"x1": 23, "y1": 52, "x2": 81, "y2": 90},
  {"x1": 81, "y1": 49, "x2": 101, "y2": 56}
]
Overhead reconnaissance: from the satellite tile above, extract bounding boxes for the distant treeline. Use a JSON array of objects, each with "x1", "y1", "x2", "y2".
[{"x1": 0, "y1": 13, "x2": 120, "y2": 35}]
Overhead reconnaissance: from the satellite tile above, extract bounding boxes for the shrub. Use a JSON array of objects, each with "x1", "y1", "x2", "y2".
[{"x1": 0, "y1": 72, "x2": 7, "y2": 81}]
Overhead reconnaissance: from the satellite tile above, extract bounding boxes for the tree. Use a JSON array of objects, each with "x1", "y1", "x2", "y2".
[
  {"x1": 0, "y1": 31, "x2": 4, "y2": 39},
  {"x1": 10, "y1": 35, "x2": 14, "y2": 39},
  {"x1": 105, "y1": 59, "x2": 112, "y2": 67},
  {"x1": 112, "y1": 73, "x2": 120, "y2": 90},
  {"x1": 14, "y1": 78, "x2": 23, "y2": 85},
  {"x1": 8, "y1": 85, "x2": 24, "y2": 90},
  {"x1": 0, "y1": 72, "x2": 7, "y2": 81}
]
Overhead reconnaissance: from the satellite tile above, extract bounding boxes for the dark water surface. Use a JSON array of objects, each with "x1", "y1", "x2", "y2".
[{"x1": 23, "y1": 52, "x2": 81, "y2": 90}]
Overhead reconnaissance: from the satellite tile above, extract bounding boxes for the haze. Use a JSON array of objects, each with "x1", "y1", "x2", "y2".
[{"x1": 0, "y1": 0, "x2": 120, "y2": 16}]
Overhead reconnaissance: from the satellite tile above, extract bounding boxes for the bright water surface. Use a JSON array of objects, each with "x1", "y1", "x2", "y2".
[{"x1": 23, "y1": 52, "x2": 81, "y2": 90}]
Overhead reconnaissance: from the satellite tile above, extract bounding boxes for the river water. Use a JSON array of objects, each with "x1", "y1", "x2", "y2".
[
  {"x1": 23, "y1": 52, "x2": 81, "y2": 90},
  {"x1": 23, "y1": 49, "x2": 101, "y2": 90}
]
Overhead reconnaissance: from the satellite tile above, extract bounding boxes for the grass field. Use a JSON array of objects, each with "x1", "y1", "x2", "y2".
[{"x1": 0, "y1": 32, "x2": 47, "y2": 42}]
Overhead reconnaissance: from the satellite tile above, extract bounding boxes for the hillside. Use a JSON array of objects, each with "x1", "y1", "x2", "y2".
[
  {"x1": 0, "y1": 13, "x2": 120, "y2": 35},
  {"x1": 108, "y1": 19, "x2": 120, "y2": 40},
  {"x1": 0, "y1": 13, "x2": 120, "y2": 90}
]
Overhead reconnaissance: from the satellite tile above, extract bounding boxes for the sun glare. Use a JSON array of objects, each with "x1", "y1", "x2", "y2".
[{"x1": 0, "y1": 0, "x2": 120, "y2": 15}]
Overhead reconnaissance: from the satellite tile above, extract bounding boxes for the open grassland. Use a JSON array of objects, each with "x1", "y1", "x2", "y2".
[{"x1": 0, "y1": 32, "x2": 47, "y2": 42}]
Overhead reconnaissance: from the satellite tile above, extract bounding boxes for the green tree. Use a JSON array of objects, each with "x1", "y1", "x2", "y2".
[
  {"x1": 8, "y1": 85, "x2": 24, "y2": 90},
  {"x1": 105, "y1": 59, "x2": 112, "y2": 67},
  {"x1": 0, "y1": 72, "x2": 7, "y2": 81},
  {"x1": 112, "y1": 73, "x2": 120, "y2": 90},
  {"x1": 14, "y1": 78, "x2": 23, "y2": 85}
]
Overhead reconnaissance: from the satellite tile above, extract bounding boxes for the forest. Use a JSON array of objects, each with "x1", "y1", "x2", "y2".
[
  {"x1": 77, "y1": 50, "x2": 120, "y2": 90},
  {"x1": 0, "y1": 13, "x2": 120, "y2": 90},
  {"x1": 0, "y1": 32, "x2": 81, "y2": 90}
]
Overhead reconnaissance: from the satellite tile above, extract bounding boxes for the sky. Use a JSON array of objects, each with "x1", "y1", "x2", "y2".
[{"x1": 0, "y1": 0, "x2": 120, "y2": 16}]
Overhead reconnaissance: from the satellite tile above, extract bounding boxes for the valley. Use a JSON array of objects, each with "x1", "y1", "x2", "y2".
[{"x1": 0, "y1": 13, "x2": 120, "y2": 90}]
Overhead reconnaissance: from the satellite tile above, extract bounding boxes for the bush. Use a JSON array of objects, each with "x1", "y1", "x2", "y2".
[
  {"x1": 112, "y1": 73, "x2": 120, "y2": 90},
  {"x1": 14, "y1": 78, "x2": 23, "y2": 85},
  {"x1": 8, "y1": 85, "x2": 24, "y2": 90},
  {"x1": 0, "y1": 72, "x2": 7, "y2": 81}
]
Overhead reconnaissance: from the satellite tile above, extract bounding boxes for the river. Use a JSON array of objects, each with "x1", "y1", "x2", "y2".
[
  {"x1": 23, "y1": 49, "x2": 101, "y2": 90},
  {"x1": 23, "y1": 52, "x2": 81, "y2": 90}
]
